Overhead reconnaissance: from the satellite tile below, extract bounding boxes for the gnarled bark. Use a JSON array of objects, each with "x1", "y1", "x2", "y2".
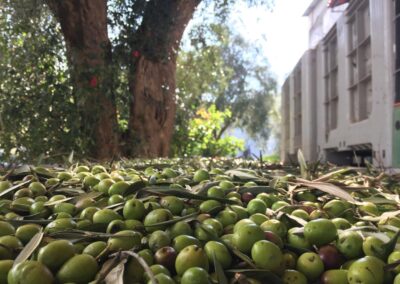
[
  {"x1": 128, "y1": 0, "x2": 201, "y2": 157},
  {"x1": 46, "y1": 0, "x2": 119, "y2": 159}
]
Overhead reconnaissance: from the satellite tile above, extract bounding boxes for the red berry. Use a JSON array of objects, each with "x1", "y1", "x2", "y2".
[
  {"x1": 132, "y1": 50, "x2": 140, "y2": 58},
  {"x1": 89, "y1": 76, "x2": 98, "y2": 88}
]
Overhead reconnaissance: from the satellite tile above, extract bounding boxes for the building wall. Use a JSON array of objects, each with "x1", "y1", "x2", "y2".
[
  {"x1": 319, "y1": 0, "x2": 393, "y2": 166},
  {"x1": 301, "y1": 50, "x2": 317, "y2": 161},
  {"x1": 280, "y1": 79, "x2": 291, "y2": 163},
  {"x1": 307, "y1": 1, "x2": 348, "y2": 49},
  {"x1": 282, "y1": 0, "x2": 396, "y2": 167}
]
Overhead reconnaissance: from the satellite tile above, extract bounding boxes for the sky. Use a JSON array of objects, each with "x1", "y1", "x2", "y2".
[
  {"x1": 228, "y1": 0, "x2": 313, "y2": 155},
  {"x1": 232, "y1": 0, "x2": 312, "y2": 87}
]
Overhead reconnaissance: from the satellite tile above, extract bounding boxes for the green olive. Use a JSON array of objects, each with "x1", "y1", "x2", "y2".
[
  {"x1": 8, "y1": 260, "x2": 54, "y2": 284},
  {"x1": 0, "y1": 260, "x2": 13, "y2": 284},
  {"x1": 0, "y1": 221, "x2": 15, "y2": 237},
  {"x1": 38, "y1": 239, "x2": 75, "y2": 272},
  {"x1": 108, "y1": 230, "x2": 142, "y2": 252},
  {"x1": 56, "y1": 254, "x2": 98, "y2": 284},
  {"x1": 82, "y1": 241, "x2": 107, "y2": 258},
  {"x1": 15, "y1": 224, "x2": 42, "y2": 245}
]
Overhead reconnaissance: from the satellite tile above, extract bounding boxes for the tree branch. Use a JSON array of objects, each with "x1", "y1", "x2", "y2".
[
  {"x1": 132, "y1": 0, "x2": 202, "y2": 61},
  {"x1": 215, "y1": 118, "x2": 234, "y2": 140}
]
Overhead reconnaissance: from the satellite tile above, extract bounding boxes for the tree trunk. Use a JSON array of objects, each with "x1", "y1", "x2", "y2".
[
  {"x1": 128, "y1": 0, "x2": 201, "y2": 157},
  {"x1": 46, "y1": 0, "x2": 119, "y2": 159}
]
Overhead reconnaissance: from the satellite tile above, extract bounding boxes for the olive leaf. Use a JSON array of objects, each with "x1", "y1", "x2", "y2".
[
  {"x1": 142, "y1": 187, "x2": 236, "y2": 204},
  {"x1": 191, "y1": 181, "x2": 220, "y2": 195},
  {"x1": 93, "y1": 252, "x2": 124, "y2": 284},
  {"x1": 67, "y1": 150, "x2": 74, "y2": 164},
  {"x1": 104, "y1": 258, "x2": 126, "y2": 284},
  {"x1": 295, "y1": 178, "x2": 356, "y2": 203},
  {"x1": 280, "y1": 213, "x2": 308, "y2": 226},
  {"x1": 54, "y1": 187, "x2": 86, "y2": 196},
  {"x1": 212, "y1": 252, "x2": 228, "y2": 284},
  {"x1": 121, "y1": 251, "x2": 157, "y2": 284},
  {"x1": 382, "y1": 230, "x2": 400, "y2": 259},
  {"x1": 225, "y1": 169, "x2": 259, "y2": 181},
  {"x1": 297, "y1": 149, "x2": 309, "y2": 180},
  {"x1": 143, "y1": 211, "x2": 199, "y2": 228},
  {"x1": 44, "y1": 197, "x2": 74, "y2": 206},
  {"x1": 0, "y1": 179, "x2": 31, "y2": 198},
  {"x1": 195, "y1": 223, "x2": 257, "y2": 269},
  {"x1": 13, "y1": 228, "x2": 43, "y2": 267},
  {"x1": 361, "y1": 196, "x2": 398, "y2": 205},
  {"x1": 226, "y1": 246, "x2": 257, "y2": 269},
  {"x1": 361, "y1": 210, "x2": 400, "y2": 223},
  {"x1": 385, "y1": 259, "x2": 400, "y2": 271},
  {"x1": 9, "y1": 165, "x2": 31, "y2": 177},
  {"x1": 237, "y1": 186, "x2": 278, "y2": 195},
  {"x1": 313, "y1": 167, "x2": 353, "y2": 182},
  {"x1": 8, "y1": 219, "x2": 53, "y2": 225}
]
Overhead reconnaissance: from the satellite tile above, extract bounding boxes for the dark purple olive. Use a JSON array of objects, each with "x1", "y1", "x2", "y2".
[
  {"x1": 318, "y1": 245, "x2": 345, "y2": 270},
  {"x1": 241, "y1": 192, "x2": 254, "y2": 204},
  {"x1": 154, "y1": 246, "x2": 177, "y2": 271}
]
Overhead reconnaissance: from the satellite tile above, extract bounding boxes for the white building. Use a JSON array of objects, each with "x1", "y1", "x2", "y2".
[{"x1": 281, "y1": 0, "x2": 400, "y2": 167}]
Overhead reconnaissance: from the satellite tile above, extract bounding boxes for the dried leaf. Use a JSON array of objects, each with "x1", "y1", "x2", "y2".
[
  {"x1": 297, "y1": 149, "x2": 309, "y2": 179},
  {"x1": 361, "y1": 210, "x2": 400, "y2": 223},
  {"x1": 225, "y1": 169, "x2": 259, "y2": 181},
  {"x1": 13, "y1": 229, "x2": 43, "y2": 266},
  {"x1": 68, "y1": 150, "x2": 74, "y2": 164},
  {"x1": 313, "y1": 168, "x2": 353, "y2": 182},
  {"x1": 105, "y1": 258, "x2": 126, "y2": 284},
  {"x1": 122, "y1": 251, "x2": 156, "y2": 284},
  {"x1": 93, "y1": 252, "x2": 123, "y2": 283}
]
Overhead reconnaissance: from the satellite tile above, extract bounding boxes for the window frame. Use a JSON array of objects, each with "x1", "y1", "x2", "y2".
[
  {"x1": 323, "y1": 26, "x2": 339, "y2": 138},
  {"x1": 346, "y1": 0, "x2": 372, "y2": 122}
]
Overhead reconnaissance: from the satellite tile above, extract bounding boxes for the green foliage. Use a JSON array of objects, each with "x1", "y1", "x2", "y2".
[
  {"x1": 179, "y1": 105, "x2": 244, "y2": 157},
  {"x1": 173, "y1": 22, "x2": 277, "y2": 156},
  {"x1": 262, "y1": 154, "x2": 280, "y2": 163},
  {"x1": 0, "y1": 2, "x2": 81, "y2": 161},
  {"x1": 0, "y1": 0, "x2": 275, "y2": 161}
]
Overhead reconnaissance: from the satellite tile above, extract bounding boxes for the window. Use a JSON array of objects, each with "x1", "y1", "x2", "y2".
[
  {"x1": 347, "y1": 0, "x2": 372, "y2": 122},
  {"x1": 293, "y1": 64, "x2": 302, "y2": 149},
  {"x1": 323, "y1": 26, "x2": 338, "y2": 138}
]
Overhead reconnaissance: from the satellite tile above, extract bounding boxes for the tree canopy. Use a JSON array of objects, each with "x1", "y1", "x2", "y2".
[{"x1": 0, "y1": 0, "x2": 277, "y2": 162}]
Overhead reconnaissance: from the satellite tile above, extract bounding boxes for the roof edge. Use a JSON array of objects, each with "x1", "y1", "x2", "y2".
[{"x1": 303, "y1": 0, "x2": 320, "y2": 16}]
